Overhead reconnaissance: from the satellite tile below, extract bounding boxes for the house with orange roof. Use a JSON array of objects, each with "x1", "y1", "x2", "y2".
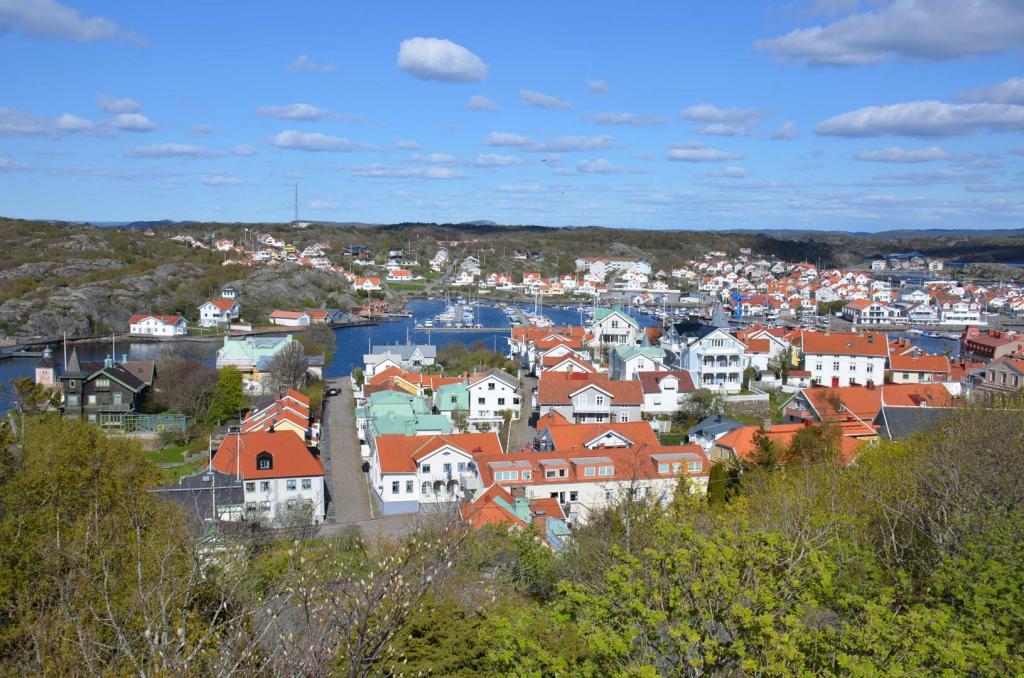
[
  {"x1": 537, "y1": 371, "x2": 643, "y2": 424},
  {"x1": 460, "y1": 484, "x2": 570, "y2": 549},
  {"x1": 468, "y1": 439, "x2": 708, "y2": 525},
  {"x1": 129, "y1": 314, "x2": 187, "y2": 337},
  {"x1": 269, "y1": 309, "x2": 311, "y2": 327},
  {"x1": 540, "y1": 353, "x2": 597, "y2": 374},
  {"x1": 782, "y1": 383, "x2": 955, "y2": 427},
  {"x1": 887, "y1": 339, "x2": 952, "y2": 383},
  {"x1": 212, "y1": 430, "x2": 326, "y2": 524},
  {"x1": 354, "y1": 276, "x2": 382, "y2": 292},
  {"x1": 801, "y1": 331, "x2": 889, "y2": 388},
  {"x1": 198, "y1": 297, "x2": 240, "y2": 327},
  {"x1": 369, "y1": 432, "x2": 503, "y2": 514},
  {"x1": 711, "y1": 420, "x2": 877, "y2": 467}
]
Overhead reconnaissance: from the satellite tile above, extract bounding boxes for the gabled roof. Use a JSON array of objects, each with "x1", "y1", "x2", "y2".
[
  {"x1": 202, "y1": 298, "x2": 237, "y2": 311},
  {"x1": 460, "y1": 483, "x2": 568, "y2": 541},
  {"x1": 212, "y1": 431, "x2": 324, "y2": 479},
  {"x1": 369, "y1": 343, "x2": 437, "y2": 360},
  {"x1": 687, "y1": 414, "x2": 742, "y2": 438},
  {"x1": 715, "y1": 421, "x2": 876, "y2": 467},
  {"x1": 270, "y1": 309, "x2": 310, "y2": 320},
  {"x1": 875, "y1": 406, "x2": 959, "y2": 441},
  {"x1": 636, "y1": 370, "x2": 696, "y2": 394},
  {"x1": 373, "y1": 432, "x2": 503, "y2": 473},
  {"x1": 130, "y1": 314, "x2": 184, "y2": 325},
  {"x1": 537, "y1": 372, "x2": 642, "y2": 405},
  {"x1": 542, "y1": 421, "x2": 660, "y2": 451},
  {"x1": 469, "y1": 367, "x2": 518, "y2": 390},
  {"x1": 889, "y1": 352, "x2": 951, "y2": 374}
]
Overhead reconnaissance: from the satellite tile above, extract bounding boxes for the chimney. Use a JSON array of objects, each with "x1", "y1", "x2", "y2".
[
  {"x1": 103, "y1": 354, "x2": 113, "y2": 368},
  {"x1": 121, "y1": 353, "x2": 128, "y2": 363}
]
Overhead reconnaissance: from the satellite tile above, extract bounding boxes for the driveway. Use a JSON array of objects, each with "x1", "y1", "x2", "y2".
[
  {"x1": 322, "y1": 379, "x2": 373, "y2": 525},
  {"x1": 509, "y1": 374, "x2": 538, "y2": 451}
]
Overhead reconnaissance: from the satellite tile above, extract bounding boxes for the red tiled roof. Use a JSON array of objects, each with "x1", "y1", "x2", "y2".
[
  {"x1": 270, "y1": 309, "x2": 309, "y2": 320},
  {"x1": 212, "y1": 431, "x2": 324, "y2": 479},
  {"x1": 745, "y1": 338, "x2": 772, "y2": 354},
  {"x1": 541, "y1": 420, "x2": 661, "y2": 451},
  {"x1": 802, "y1": 331, "x2": 889, "y2": 357},
  {"x1": 460, "y1": 484, "x2": 566, "y2": 532},
  {"x1": 204, "y1": 299, "x2": 236, "y2": 311},
  {"x1": 889, "y1": 352, "x2": 951, "y2": 374},
  {"x1": 715, "y1": 421, "x2": 876, "y2": 467},
  {"x1": 537, "y1": 372, "x2": 642, "y2": 405},
  {"x1": 374, "y1": 432, "x2": 503, "y2": 474}
]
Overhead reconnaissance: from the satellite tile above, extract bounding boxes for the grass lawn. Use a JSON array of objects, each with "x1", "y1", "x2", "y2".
[
  {"x1": 387, "y1": 280, "x2": 428, "y2": 291},
  {"x1": 146, "y1": 445, "x2": 186, "y2": 464},
  {"x1": 161, "y1": 458, "x2": 208, "y2": 484}
]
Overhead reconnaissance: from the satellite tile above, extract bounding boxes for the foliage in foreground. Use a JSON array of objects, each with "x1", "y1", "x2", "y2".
[{"x1": 0, "y1": 401, "x2": 1022, "y2": 676}]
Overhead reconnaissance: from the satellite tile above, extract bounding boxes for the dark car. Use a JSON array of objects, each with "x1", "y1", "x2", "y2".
[{"x1": 324, "y1": 387, "x2": 341, "y2": 397}]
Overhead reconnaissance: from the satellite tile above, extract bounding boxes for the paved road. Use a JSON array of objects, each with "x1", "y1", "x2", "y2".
[
  {"x1": 322, "y1": 379, "x2": 374, "y2": 526},
  {"x1": 509, "y1": 374, "x2": 538, "y2": 451}
]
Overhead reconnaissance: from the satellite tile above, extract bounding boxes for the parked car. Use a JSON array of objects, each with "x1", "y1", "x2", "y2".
[{"x1": 325, "y1": 387, "x2": 340, "y2": 397}]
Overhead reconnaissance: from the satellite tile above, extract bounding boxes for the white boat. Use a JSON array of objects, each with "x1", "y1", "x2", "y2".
[{"x1": 422, "y1": 320, "x2": 434, "y2": 328}]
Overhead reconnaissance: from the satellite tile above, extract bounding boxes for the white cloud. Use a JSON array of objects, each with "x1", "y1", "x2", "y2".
[
  {"x1": 708, "y1": 166, "x2": 749, "y2": 178},
  {"x1": 396, "y1": 37, "x2": 487, "y2": 82},
  {"x1": 189, "y1": 123, "x2": 215, "y2": 137},
  {"x1": 470, "y1": 154, "x2": 528, "y2": 167},
  {"x1": 496, "y1": 183, "x2": 543, "y2": 193},
  {"x1": 577, "y1": 158, "x2": 644, "y2": 174},
  {"x1": 0, "y1": 0, "x2": 145, "y2": 44},
  {"x1": 592, "y1": 111, "x2": 666, "y2": 126},
  {"x1": 755, "y1": 0, "x2": 1024, "y2": 65},
  {"x1": 231, "y1": 144, "x2": 257, "y2": 156},
  {"x1": 0, "y1": 155, "x2": 31, "y2": 171},
  {"x1": 467, "y1": 95, "x2": 500, "y2": 111},
  {"x1": 257, "y1": 103, "x2": 329, "y2": 121},
  {"x1": 96, "y1": 93, "x2": 140, "y2": 114},
  {"x1": 682, "y1": 103, "x2": 762, "y2": 135},
  {"x1": 201, "y1": 173, "x2": 242, "y2": 186},
  {"x1": 288, "y1": 55, "x2": 337, "y2": 73},
  {"x1": 667, "y1": 141, "x2": 744, "y2": 162},
  {"x1": 519, "y1": 89, "x2": 572, "y2": 110},
  {"x1": 124, "y1": 143, "x2": 216, "y2": 158},
  {"x1": 110, "y1": 112, "x2": 154, "y2": 131},
  {"x1": 0, "y1": 107, "x2": 95, "y2": 137},
  {"x1": 956, "y1": 76, "x2": 1024, "y2": 105},
  {"x1": 268, "y1": 130, "x2": 375, "y2": 152},
  {"x1": 815, "y1": 101, "x2": 1024, "y2": 137},
  {"x1": 854, "y1": 146, "x2": 952, "y2": 162},
  {"x1": 586, "y1": 79, "x2": 608, "y2": 94},
  {"x1": 412, "y1": 152, "x2": 458, "y2": 164},
  {"x1": 309, "y1": 198, "x2": 343, "y2": 209},
  {"x1": 394, "y1": 139, "x2": 420, "y2": 150},
  {"x1": 351, "y1": 164, "x2": 465, "y2": 179},
  {"x1": 772, "y1": 121, "x2": 799, "y2": 140},
  {"x1": 485, "y1": 131, "x2": 614, "y2": 152}
]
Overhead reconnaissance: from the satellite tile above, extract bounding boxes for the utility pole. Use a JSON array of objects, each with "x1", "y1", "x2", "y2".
[{"x1": 294, "y1": 183, "x2": 299, "y2": 223}]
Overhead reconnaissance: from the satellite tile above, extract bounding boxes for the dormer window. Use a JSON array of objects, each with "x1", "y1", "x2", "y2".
[{"x1": 256, "y1": 452, "x2": 273, "y2": 470}]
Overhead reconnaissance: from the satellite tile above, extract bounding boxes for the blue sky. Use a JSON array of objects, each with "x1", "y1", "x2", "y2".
[{"x1": 1, "y1": 0, "x2": 1023, "y2": 230}]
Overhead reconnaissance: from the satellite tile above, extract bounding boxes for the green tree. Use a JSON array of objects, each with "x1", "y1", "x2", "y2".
[
  {"x1": 207, "y1": 365, "x2": 244, "y2": 423},
  {"x1": 707, "y1": 462, "x2": 728, "y2": 505},
  {"x1": 751, "y1": 425, "x2": 782, "y2": 468}
]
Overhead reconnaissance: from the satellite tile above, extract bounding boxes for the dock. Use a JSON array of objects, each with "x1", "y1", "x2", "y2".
[{"x1": 413, "y1": 326, "x2": 511, "y2": 333}]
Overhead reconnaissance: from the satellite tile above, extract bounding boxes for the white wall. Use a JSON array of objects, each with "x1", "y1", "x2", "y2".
[
  {"x1": 806, "y1": 354, "x2": 886, "y2": 387},
  {"x1": 242, "y1": 475, "x2": 325, "y2": 524}
]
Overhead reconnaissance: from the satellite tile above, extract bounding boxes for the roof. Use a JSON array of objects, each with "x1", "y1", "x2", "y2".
[
  {"x1": 745, "y1": 338, "x2": 772, "y2": 354},
  {"x1": 269, "y1": 309, "x2": 310, "y2": 320},
  {"x1": 636, "y1": 370, "x2": 696, "y2": 395},
  {"x1": 212, "y1": 431, "x2": 324, "y2": 480},
  {"x1": 129, "y1": 314, "x2": 184, "y2": 325},
  {"x1": 802, "y1": 331, "x2": 889, "y2": 358},
  {"x1": 537, "y1": 372, "x2": 642, "y2": 405},
  {"x1": 541, "y1": 421, "x2": 661, "y2": 451},
  {"x1": 613, "y1": 345, "x2": 666, "y2": 362},
  {"x1": 368, "y1": 343, "x2": 437, "y2": 360},
  {"x1": 460, "y1": 484, "x2": 568, "y2": 543},
  {"x1": 541, "y1": 354, "x2": 596, "y2": 372},
  {"x1": 715, "y1": 421, "x2": 876, "y2": 466},
  {"x1": 373, "y1": 432, "x2": 503, "y2": 474},
  {"x1": 202, "y1": 298, "x2": 237, "y2": 311},
  {"x1": 149, "y1": 469, "x2": 244, "y2": 533},
  {"x1": 889, "y1": 352, "x2": 951, "y2": 374},
  {"x1": 875, "y1": 406, "x2": 959, "y2": 441},
  {"x1": 594, "y1": 307, "x2": 639, "y2": 328},
  {"x1": 687, "y1": 414, "x2": 742, "y2": 438},
  {"x1": 469, "y1": 367, "x2": 519, "y2": 390}
]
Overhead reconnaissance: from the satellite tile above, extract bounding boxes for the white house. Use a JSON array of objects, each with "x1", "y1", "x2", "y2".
[
  {"x1": 212, "y1": 430, "x2": 326, "y2": 525},
  {"x1": 198, "y1": 298, "x2": 240, "y2": 327},
  {"x1": 666, "y1": 323, "x2": 745, "y2": 394},
  {"x1": 129, "y1": 314, "x2": 187, "y2": 337},
  {"x1": 801, "y1": 331, "x2": 889, "y2": 388},
  {"x1": 588, "y1": 307, "x2": 641, "y2": 347},
  {"x1": 354, "y1": 277, "x2": 382, "y2": 292},
  {"x1": 608, "y1": 345, "x2": 667, "y2": 380},
  {"x1": 843, "y1": 299, "x2": 899, "y2": 326},
  {"x1": 467, "y1": 368, "x2": 522, "y2": 431},
  {"x1": 364, "y1": 343, "x2": 437, "y2": 375},
  {"x1": 638, "y1": 370, "x2": 696, "y2": 416},
  {"x1": 269, "y1": 310, "x2": 311, "y2": 327},
  {"x1": 369, "y1": 432, "x2": 503, "y2": 514}
]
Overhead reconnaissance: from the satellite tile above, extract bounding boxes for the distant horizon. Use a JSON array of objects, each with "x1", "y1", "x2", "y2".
[{"x1": 2, "y1": 1, "x2": 1023, "y2": 229}]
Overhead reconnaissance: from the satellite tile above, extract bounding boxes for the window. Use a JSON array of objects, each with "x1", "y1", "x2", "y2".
[
  {"x1": 260, "y1": 481, "x2": 270, "y2": 492},
  {"x1": 595, "y1": 395, "x2": 605, "y2": 406},
  {"x1": 833, "y1": 361, "x2": 840, "y2": 370},
  {"x1": 112, "y1": 392, "x2": 122, "y2": 405},
  {"x1": 68, "y1": 380, "x2": 76, "y2": 390},
  {"x1": 457, "y1": 462, "x2": 467, "y2": 472},
  {"x1": 302, "y1": 478, "x2": 311, "y2": 490},
  {"x1": 66, "y1": 394, "x2": 78, "y2": 406},
  {"x1": 658, "y1": 463, "x2": 669, "y2": 474},
  {"x1": 245, "y1": 482, "x2": 255, "y2": 492},
  {"x1": 672, "y1": 463, "x2": 682, "y2": 473},
  {"x1": 611, "y1": 320, "x2": 619, "y2": 328},
  {"x1": 256, "y1": 453, "x2": 272, "y2": 470},
  {"x1": 405, "y1": 480, "x2": 414, "y2": 494},
  {"x1": 545, "y1": 469, "x2": 557, "y2": 479},
  {"x1": 569, "y1": 491, "x2": 578, "y2": 502},
  {"x1": 902, "y1": 372, "x2": 909, "y2": 380},
  {"x1": 477, "y1": 397, "x2": 485, "y2": 405},
  {"x1": 450, "y1": 396, "x2": 457, "y2": 404},
  {"x1": 598, "y1": 465, "x2": 614, "y2": 476},
  {"x1": 815, "y1": 363, "x2": 822, "y2": 372},
  {"x1": 422, "y1": 482, "x2": 431, "y2": 494},
  {"x1": 391, "y1": 481, "x2": 400, "y2": 494},
  {"x1": 421, "y1": 463, "x2": 431, "y2": 473},
  {"x1": 96, "y1": 378, "x2": 110, "y2": 388},
  {"x1": 522, "y1": 470, "x2": 532, "y2": 480},
  {"x1": 687, "y1": 461, "x2": 702, "y2": 473},
  {"x1": 87, "y1": 414, "x2": 96, "y2": 422},
  {"x1": 87, "y1": 394, "x2": 97, "y2": 405},
  {"x1": 620, "y1": 411, "x2": 629, "y2": 422},
  {"x1": 497, "y1": 397, "x2": 505, "y2": 405},
  {"x1": 584, "y1": 467, "x2": 596, "y2": 477},
  {"x1": 287, "y1": 479, "x2": 296, "y2": 491},
  {"x1": 867, "y1": 364, "x2": 874, "y2": 373},
  {"x1": 494, "y1": 470, "x2": 519, "y2": 481},
  {"x1": 488, "y1": 382, "x2": 495, "y2": 390},
  {"x1": 443, "y1": 463, "x2": 452, "y2": 474}
]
